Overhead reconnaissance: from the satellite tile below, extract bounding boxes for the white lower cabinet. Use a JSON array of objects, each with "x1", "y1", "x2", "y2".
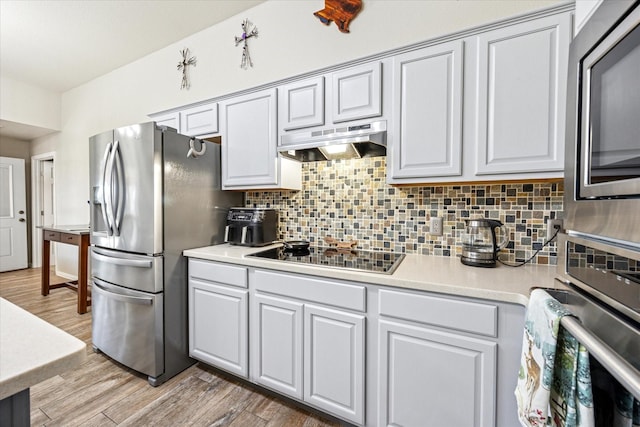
[
  {"x1": 304, "y1": 304, "x2": 365, "y2": 423},
  {"x1": 378, "y1": 320, "x2": 496, "y2": 427},
  {"x1": 251, "y1": 295, "x2": 366, "y2": 424},
  {"x1": 188, "y1": 259, "x2": 248, "y2": 378},
  {"x1": 250, "y1": 269, "x2": 366, "y2": 425},
  {"x1": 375, "y1": 287, "x2": 525, "y2": 427},
  {"x1": 188, "y1": 259, "x2": 525, "y2": 427},
  {"x1": 252, "y1": 293, "x2": 304, "y2": 399}
]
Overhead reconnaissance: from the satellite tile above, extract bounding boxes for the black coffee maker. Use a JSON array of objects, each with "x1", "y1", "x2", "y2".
[
  {"x1": 460, "y1": 218, "x2": 509, "y2": 267},
  {"x1": 224, "y1": 208, "x2": 278, "y2": 247}
]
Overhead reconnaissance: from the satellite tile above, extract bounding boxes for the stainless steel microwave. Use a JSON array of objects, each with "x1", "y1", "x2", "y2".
[{"x1": 564, "y1": 0, "x2": 640, "y2": 247}]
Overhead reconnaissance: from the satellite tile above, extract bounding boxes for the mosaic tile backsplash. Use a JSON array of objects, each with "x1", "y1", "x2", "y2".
[{"x1": 245, "y1": 157, "x2": 564, "y2": 265}]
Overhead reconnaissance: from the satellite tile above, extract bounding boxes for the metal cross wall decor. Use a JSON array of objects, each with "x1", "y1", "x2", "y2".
[
  {"x1": 177, "y1": 48, "x2": 197, "y2": 90},
  {"x1": 234, "y1": 19, "x2": 258, "y2": 69}
]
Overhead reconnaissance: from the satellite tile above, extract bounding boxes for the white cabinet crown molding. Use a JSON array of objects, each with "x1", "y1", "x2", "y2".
[{"x1": 148, "y1": 3, "x2": 574, "y2": 121}]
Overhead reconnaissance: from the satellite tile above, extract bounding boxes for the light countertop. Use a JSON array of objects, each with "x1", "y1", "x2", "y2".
[
  {"x1": 0, "y1": 298, "x2": 87, "y2": 400},
  {"x1": 41, "y1": 225, "x2": 90, "y2": 234},
  {"x1": 183, "y1": 244, "x2": 564, "y2": 306}
]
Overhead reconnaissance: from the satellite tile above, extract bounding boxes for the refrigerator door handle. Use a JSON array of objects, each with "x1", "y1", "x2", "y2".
[
  {"x1": 93, "y1": 279, "x2": 153, "y2": 305},
  {"x1": 112, "y1": 140, "x2": 124, "y2": 236},
  {"x1": 101, "y1": 142, "x2": 113, "y2": 236},
  {"x1": 104, "y1": 142, "x2": 117, "y2": 236},
  {"x1": 91, "y1": 249, "x2": 153, "y2": 268}
]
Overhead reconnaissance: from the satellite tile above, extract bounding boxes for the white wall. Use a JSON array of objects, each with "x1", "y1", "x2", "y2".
[
  {"x1": 574, "y1": 0, "x2": 602, "y2": 33},
  {"x1": 0, "y1": 76, "x2": 61, "y2": 131},
  {"x1": 54, "y1": 0, "x2": 565, "y2": 275},
  {"x1": 30, "y1": 133, "x2": 58, "y2": 157}
]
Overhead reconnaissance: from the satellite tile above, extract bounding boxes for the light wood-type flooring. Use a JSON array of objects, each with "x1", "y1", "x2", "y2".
[{"x1": 0, "y1": 267, "x2": 344, "y2": 427}]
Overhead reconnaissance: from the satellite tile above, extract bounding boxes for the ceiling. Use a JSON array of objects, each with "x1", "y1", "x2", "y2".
[{"x1": 0, "y1": 0, "x2": 265, "y2": 140}]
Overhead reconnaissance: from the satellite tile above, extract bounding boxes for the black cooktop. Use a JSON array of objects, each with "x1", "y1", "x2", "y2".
[{"x1": 248, "y1": 246, "x2": 405, "y2": 274}]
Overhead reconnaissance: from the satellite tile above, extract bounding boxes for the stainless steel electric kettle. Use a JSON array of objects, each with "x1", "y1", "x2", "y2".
[{"x1": 460, "y1": 218, "x2": 509, "y2": 267}]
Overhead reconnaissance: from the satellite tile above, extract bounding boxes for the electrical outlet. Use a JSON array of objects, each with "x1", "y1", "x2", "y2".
[
  {"x1": 547, "y1": 219, "x2": 563, "y2": 241},
  {"x1": 430, "y1": 217, "x2": 443, "y2": 236}
]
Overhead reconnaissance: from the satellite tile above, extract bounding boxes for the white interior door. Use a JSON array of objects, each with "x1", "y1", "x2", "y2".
[
  {"x1": 42, "y1": 160, "x2": 55, "y2": 227},
  {"x1": 0, "y1": 156, "x2": 28, "y2": 272},
  {"x1": 31, "y1": 153, "x2": 56, "y2": 269}
]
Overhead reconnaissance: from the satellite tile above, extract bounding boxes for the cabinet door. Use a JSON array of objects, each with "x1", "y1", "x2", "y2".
[
  {"x1": 304, "y1": 304, "x2": 365, "y2": 425},
  {"x1": 473, "y1": 13, "x2": 571, "y2": 174},
  {"x1": 153, "y1": 112, "x2": 179, "y2": 130},
  {"x1": 332, "y1": 62, "x2": 382, "y2": 123},
  {"x1": 188, "y1": 278, "x2": 248, "y2": 377},
  {"x1": 181, "y1": 102, "x2": 218, "y2": 136},
  {"x1": 378, "y1": 320, "x2": 497, "y2": 427},
  {"x1": 390, "y1": 41, "x2": 463, "y2": 180},
  {"x1": 251, "y1": 293, "x2": 304, "y2": 399},
  {"x1": 279, "y1": 77, "x2": 325, "y2": 131},
  {"x1": 221, "y1": 88, "x2": 278, "y2": 188}
]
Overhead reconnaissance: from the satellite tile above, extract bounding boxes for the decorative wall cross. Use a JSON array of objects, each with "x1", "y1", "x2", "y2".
[
  {"x1": 177, "y1": 48, "x2": 197, "y2": 90},
  {"x1": 234, "y1": 19, "x2": 258, "y2": 69}
]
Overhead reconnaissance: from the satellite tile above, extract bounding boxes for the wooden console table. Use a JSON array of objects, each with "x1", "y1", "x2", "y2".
[{"x1": 41, "y1": 226, "x2": 91, "y2": 314}]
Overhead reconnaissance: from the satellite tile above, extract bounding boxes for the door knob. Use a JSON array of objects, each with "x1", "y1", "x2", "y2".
[
  {"x1": 19, "y1": 218, "x2": 26, "y2": 222},
  {"x1": 18, "y1": 210, "x2": 24, "y2": 214}
]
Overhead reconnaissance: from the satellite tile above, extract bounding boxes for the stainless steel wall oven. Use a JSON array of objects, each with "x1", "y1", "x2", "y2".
[
  {"x1": 554, "y1": 0, "x2": 640, "y2": 423},
  {"x1": 564, "y1": 0, "x2": 640, "y2": 244}
]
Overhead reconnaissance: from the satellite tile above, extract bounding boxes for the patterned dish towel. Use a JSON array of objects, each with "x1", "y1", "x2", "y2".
[{"x1": 515, "y1": 289, "x2": 595, "y2": 427}]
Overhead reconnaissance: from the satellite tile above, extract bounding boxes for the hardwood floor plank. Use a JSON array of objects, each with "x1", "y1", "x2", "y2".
[
  {"x1": 117, "y1": 375, "x2": 224, "y2": 426},
  {"x1": 69, "y1": 412, "x2": 117, "y2": 427},
  {"x1": 228, "y1": 410, "x2": 268, "y2": 427},
  {"x1": 191, "y1": 383, "x2": 261, "y2": 426},
  {"x1": 30, "y1": 407, "x2": 51, "y2": 426},
  {"x1": 101, "y1": 364, "x2": 198, "y2": 424},
  {"x1": 41, "y1": 371, "x2": 143, "y2": 426},
  {"x1": 0, "y1": 268, "x2": 344, "y2": 427}
]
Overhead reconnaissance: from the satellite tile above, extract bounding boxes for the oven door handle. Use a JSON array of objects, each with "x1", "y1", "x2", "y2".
[{"x1": 561, "y1": 316, "x2": 640, "y2": 399}]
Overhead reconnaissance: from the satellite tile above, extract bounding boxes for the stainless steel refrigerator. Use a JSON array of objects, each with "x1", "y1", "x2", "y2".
[{"x1": 89, "y1": 122, "x2": 242, "y2": 386}]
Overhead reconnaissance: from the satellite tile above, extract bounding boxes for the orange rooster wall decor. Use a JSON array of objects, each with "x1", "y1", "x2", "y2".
[{"x1": 314, "y1": 0, "x2": 363, "y2": 33}]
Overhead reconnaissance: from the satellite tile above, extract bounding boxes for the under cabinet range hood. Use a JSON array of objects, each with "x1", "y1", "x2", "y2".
[{"x1": 278, "y1": 120, "x2": 387, "y2": 162}]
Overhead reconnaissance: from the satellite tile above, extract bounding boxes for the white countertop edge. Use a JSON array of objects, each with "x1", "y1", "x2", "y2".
[
  {"x1": 183, "y1": 244, "x2": 561, "y2": 307},
  {"x1": 0, "y1": 298, "x2": 87, "y2": 400}
]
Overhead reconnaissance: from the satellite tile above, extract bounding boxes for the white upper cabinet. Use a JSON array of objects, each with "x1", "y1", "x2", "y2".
[
  {"x1": 332, "y1": 62, "x2": 382, "y2": 123},
  {"x1": 180, "y1": 102, "x2": 219, "y2": 136},
  {"x1": 279, "y1": 77, "x2": 325, "y2": 131},
  {"x1": 221, "y1": 88, "x2": 301, "y2": 190},
  {"x1": 387, "y1": 8, "x2": 572, "y2": 184},
  {"x1": 472, "y1": 12, "x2": 571, "y2": 176},
  {"x1": 152, "y1": 111, "x2": 179, "y2": 130},
  {"x1": 278, "y1": 61, "x2": 384, "y2": 139},
  {"x1": 389, "y1": 40, "x2": 464, "y2": 181},
  {"x1": 150, "y1": 100, "x2": 218, "y2": 137}
]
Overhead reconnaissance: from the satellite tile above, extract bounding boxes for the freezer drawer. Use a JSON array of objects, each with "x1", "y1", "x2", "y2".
[
  {"x1": 91, "y1": 247, "x2": 163, "y2": 293},
  {"x1": 92, "y1": 278, "x2": 164, "y2": 378}
]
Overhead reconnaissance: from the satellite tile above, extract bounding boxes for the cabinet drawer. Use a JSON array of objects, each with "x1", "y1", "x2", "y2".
[
  {"x1": 60, "y1": 232, "x2": 80, "y2": 245},
  {"x1": 44, "y1": 231, "x2": 60, "y2": 241},
  {"x1": 252, "y1": 269, "x2": 366, "y2": 312},
  {"x1": 189, "y1": 259, "x2": 247, "y2": 288},
  {"x1": 379, "y1": 289, "x2": 497, "y2": 337}
]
